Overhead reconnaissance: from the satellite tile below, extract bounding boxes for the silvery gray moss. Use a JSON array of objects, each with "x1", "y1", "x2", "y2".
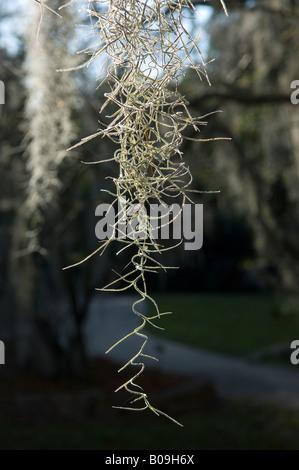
[
  {"x1": 33, "y1": 0, "x2": 228, "y2": 426},
  {"x1": 26, "y1": 0, "x2": 78, "y2": 226}
]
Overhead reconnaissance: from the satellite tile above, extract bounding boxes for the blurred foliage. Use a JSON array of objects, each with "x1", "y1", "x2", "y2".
[
  {"x1": 0, "y1": 398, "x2": 298, "y2": 450},
  {"x1": 0, "y1": 0, "x2": 298, "y2": 450},
  {"x1": 0, "y1": 0, "x2": 298, "y2": 373},
  {"x1": 180, "y1": 0, "x2": 299, "y2": 293}
]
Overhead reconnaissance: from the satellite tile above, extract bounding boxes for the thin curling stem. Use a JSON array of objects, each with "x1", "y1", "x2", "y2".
[{"x1": 46, "y1": 0, "x2": 229, "y2": 425}]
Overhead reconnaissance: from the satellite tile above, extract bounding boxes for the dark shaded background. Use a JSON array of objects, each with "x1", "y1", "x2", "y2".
[{"x1": 0, "y1": 0, "x2": 299, "y2": 449}]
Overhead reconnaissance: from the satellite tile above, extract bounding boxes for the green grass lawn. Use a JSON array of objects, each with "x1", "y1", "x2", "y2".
[{"x1": 146, "y1": 293, "x2": 299, "y2": 356}]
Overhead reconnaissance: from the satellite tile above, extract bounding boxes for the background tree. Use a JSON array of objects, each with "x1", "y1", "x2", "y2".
[
  {"x1": 172, "y1": 0, "x2": 299, "y2": 295},
  {"x1": 1, "y1": 0, "x2": 298, "y2": 380}
]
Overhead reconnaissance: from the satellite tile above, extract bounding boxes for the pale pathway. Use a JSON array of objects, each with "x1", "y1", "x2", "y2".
[{"x1": 84, "y1": 295, "x2": 299, "y2": 409}]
